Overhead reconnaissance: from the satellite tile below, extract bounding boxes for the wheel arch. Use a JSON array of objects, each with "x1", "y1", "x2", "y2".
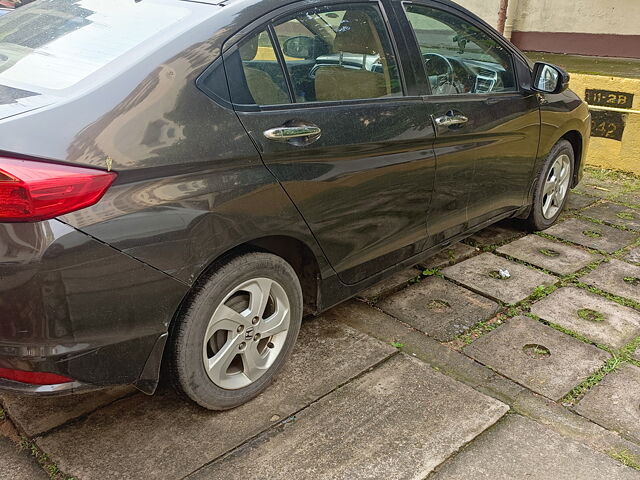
[
  {"x1": 176, "y1": 235, "x2": 323, "y2": 324},
  {"x1": 561, "y1": 130, "x2": 584, "y2": 187}
]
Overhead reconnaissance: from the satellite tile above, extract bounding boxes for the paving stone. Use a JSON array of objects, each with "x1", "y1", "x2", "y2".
[
  {"x1": 1, "y1": 386, "x2": 133, "y2": 438},
  {"x1": 357, "y1": 267, "x2": 420, "y2": 300},
  {"x1": 575, "y1": 179, "x2": 627, "y2": 199},
  {"x1": 582, "y1": 202, "x2": 640, "y2": 231},
  {"x1": 0, "y1": 436, "x2": 48, "y2": 480},
  {"x1": 431, "y1": 414, "x2": 639, "y2": 480},
  {"x1": 497, "y1": 235, "x2": 601, "y2": 275},
  {"x1": 442, "y1": 253, "x2": 556, "y2": 304},
  {"x1": 331, "y1": 301, "x2": 497, "y2": 389},
  {"x1": 582, "y1": 259, "x2": 640, "y2": 303},
  {"x1": 566, "y1": 192, "x2": 599, "y2": 211},
  {"x1": 531, "y1": 287, "x2": 640, "y2": 349},
  {"x1": 465, "y1": 220, "x2": 526, "y2": 248},
  {"x1": 377, "y1": 276, "x2": 500, "y2": 342},
  {"x1": 189, "y1": 355, "x2": 509, "y2": 480},
  {"x1": 336, "y1": 302, "x2": 640, "y2": 463},
  {"x1": 545, "y1": 218, "x2": 637, "y2": 253},
  {"x1": 36, "y1": 316, "x2": 396, "y2": 480},
  {"x1": 464, "y1": 316, "x2": 610, "y2": 400},
  {"x1": 614, "y1": 191, "x2": 640, "y2": 207},
  {"x1": 576, "y1": 364, "x2": 640, "y2": 445},
  {"x1": 420, "y1": 242, "x2": 477, "y2": 270},
  {"x1": 624, "y1": 246, "x2": 640, "y2": 265}
]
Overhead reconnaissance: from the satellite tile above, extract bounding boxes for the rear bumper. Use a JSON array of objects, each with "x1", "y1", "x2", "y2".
[
  {"x1": 0, "y1": 220, "x2": 189, "y2": 394},
  {"x1": 0, "y1": 378, "x2": 93, "y2": 396}
]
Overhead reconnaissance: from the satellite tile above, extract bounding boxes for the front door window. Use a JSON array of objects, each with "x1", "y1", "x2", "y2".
[{"x1": 404, "y1": 4, "x2": 516, "y2": 95}]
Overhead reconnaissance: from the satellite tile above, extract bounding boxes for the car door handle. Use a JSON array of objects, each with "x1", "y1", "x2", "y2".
[
  {"x1": 263, "y1": 124, "x2": 322, "y2": 141},
  {"x1": 434, "y1": 113, "x2": 468, "y2": 128}
]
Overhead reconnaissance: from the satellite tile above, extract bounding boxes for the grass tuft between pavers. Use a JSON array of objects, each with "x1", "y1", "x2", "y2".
[
  {"x1": 608, "y1": 449, "x2": 640, "y2": 471},
  {"x1": 561, "y1": 356, "x2": 622, "y2": 406},
  {"x1": 18, "y1": 437, "x2": 75, "y2": 480}
]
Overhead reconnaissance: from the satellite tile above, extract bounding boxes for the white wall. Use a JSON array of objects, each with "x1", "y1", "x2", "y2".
[{"x1": 453, "y1": 0, "x2": 640, "y2": 35}]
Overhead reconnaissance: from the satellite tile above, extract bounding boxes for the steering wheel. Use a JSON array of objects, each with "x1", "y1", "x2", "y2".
[{"x1": 424, "y1": 53, "x2": 459, "y2": 95}]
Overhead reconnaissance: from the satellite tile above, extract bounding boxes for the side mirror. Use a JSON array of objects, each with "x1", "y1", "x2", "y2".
[
  {"x1": 282, "y1": 36, "x2": 316, "y2": 59},
  {"x1": 532, "y1": 62, "x2": 570, "y2": 94}
]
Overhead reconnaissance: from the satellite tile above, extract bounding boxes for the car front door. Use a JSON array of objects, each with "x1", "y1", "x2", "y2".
[
  {"x1": 393, "y1": 1, "x2": 540, "y2": 244},
  {"x1": 219, "y1": 1, "x2": 437, "y2": 285}
]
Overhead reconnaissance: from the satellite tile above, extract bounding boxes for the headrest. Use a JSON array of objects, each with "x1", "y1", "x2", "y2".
[
  {"x1": 239, "y1": 34, "x2": 259, "y2": 61},
  {"x1": 333, "y1": 10, "x2": 381, "y2": 56}
]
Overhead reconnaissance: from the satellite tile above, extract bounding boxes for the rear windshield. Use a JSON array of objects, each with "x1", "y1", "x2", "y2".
[{"x1": 0, "y1": 0, "x2": 193, "y2": 91}]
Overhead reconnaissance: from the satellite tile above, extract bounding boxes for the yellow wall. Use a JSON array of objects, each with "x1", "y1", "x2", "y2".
[{"x1": 570, "y1": 74, "x2": 640, "y2": 173}]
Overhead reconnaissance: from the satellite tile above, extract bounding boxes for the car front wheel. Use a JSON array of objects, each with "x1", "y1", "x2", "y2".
[
  {"x1": 528, "y1": 139, "x2": 575, "y2": 231},
  {"x1": 169, "y1": 252, "x2": 303, "y2": 410}
]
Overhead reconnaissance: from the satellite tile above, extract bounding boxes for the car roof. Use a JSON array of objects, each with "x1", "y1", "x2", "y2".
[{"x1": 179, "y1": 0, "x2": 232, "y2": 5}]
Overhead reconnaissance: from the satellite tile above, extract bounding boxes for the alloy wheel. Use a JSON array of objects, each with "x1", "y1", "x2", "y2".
[
  {"x1": 202, "y1": 278, "x2": 290, "y2": 390},
  {"x1": 542, "y1": 154, "x2": 571, "y2": 219}
]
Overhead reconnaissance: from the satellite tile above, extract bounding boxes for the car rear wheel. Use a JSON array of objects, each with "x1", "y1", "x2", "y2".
[
  {"x1": 528, "y1": 139, "x2": 574, "y2": 231},
  {"x1": 170, "y1": 252, "x2": 303, "y2": 410}
]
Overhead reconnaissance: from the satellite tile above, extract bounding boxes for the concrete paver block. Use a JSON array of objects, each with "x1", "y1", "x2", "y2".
[
  {"x1": 378, "y1": 276, "x2": 500, "y2": 341},
  {"x1": 566, "y1": 192, "x2": 598, "y2": 211},
  {"x1": 1, "y1": 387, "x2": 133, "y2": 438},
  {"x1": 624, "y1": 246, "x2": 640, "y2": 265},
  {"x1": 431, "y1": 415, "x2": 639, "y2": 480},
  {"x1": 575, "y1": 179, "x2": 627, "y2": 199},
  {"x1": 582, "y1": 202, "x2": 640, "y2": 231},
  {"x1": 190, "y1": 355, "x2": 509, "y2": 480},
  {"x1": 576, "y1": 364, "x2": 640, "y2": 445},
  {"x1": 531, "y1": 287, "x2": 640, "y2": 349},
  {"x1": 420, "y1": 242, "x2": 477, "y2": 270},
  {"x1": 582, "y1": 259, "x2": 640, "y2": 303},
  {"x1": 464, "y1": 316, "x2": 610, "y2": 400},
  {"x1": 357, "y1": 267, "x2": 420, "y2": 300},
  {"x1": 0, "y1": 436, "x2": 48, "y2": 480},
  {"x1": 36, "y1": 315, "x2": 396, "y2": 480},
  {"x1": 615, "y1": 192, "x2": 640, "y2": 208},
  {"x1": 545, "y1": 218, "x2": 637, "y2": 253},
  {"x1": 465, "y1": 220, "x2": 525, "y2": 248},
  {"x1": 497, "y1": 235, "x2": 601, "y2": 275},
  {"x1": 443, "y1": 253, "x2": 556, "y2": 304}
]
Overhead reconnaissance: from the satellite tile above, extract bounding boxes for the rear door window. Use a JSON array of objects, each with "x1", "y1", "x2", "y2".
[
  {"x1": 221, "y1": 3, "x2": 403, "y2": 107},
  {"x1": 0, "y1": 0, "x2": 191, "y2": 91}
]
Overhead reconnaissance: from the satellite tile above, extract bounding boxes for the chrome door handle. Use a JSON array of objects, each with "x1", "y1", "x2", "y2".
[
  {"x1": 264, "y1": 125, "x2": 322, "y2": 141},
  {"x1": 434, "y1": 114, "x2": 468, "y2": 127}
]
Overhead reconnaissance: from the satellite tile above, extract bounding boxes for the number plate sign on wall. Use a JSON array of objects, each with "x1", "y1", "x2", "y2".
[
  {"x1": 590, "y1": 110, "x2": 626, "y2": 141},
  {"x1": 585, "y1": 89, "x2": 634, "y2": 141},
  {"x1": 585, "y1": 89, "x2": 634, "y2": 109}
]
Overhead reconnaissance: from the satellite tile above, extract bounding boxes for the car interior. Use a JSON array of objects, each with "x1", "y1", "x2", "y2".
[
  {"x1": 237, "y1": 6, "x2": 402, "y2": 105},
  {"x1": 234, "y1": 3, "x2": 517, "y2": 106}
]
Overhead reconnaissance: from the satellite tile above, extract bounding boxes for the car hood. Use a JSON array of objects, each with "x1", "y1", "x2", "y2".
[{"x1": 0, "y1": 84, "x2": 59, "y2": 120}]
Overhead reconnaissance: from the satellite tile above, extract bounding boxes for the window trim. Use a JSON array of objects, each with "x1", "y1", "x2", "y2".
[
  {"x1": 399, "y1": 0, "x2": 523, "y2": 98},
  {"x1": 218, "y1": 0, "x2": 409, "y2": 111}
]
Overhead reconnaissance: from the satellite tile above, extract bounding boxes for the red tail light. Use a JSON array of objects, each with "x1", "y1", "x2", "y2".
[
  {"x1": 0, "y1": 157, "x2": 117, "y2": 222},
  {"x1": 0, "y1": 368, "x2": 73, "y2": 385}
]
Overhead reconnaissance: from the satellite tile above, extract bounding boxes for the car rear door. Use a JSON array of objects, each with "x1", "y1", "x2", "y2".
[
  {"x1": 218, "y1": 1, "x2": 437, "y2": 285},
  {"x1": 392, "y1": 1, "x2": 540, "y2": 242}
]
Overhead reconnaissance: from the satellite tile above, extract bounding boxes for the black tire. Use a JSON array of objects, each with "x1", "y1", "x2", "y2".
[
  {"x1": 169, "y1": 252, "x2": 303, "y2": 410},
  {"x1": 527, "y1": 139, "x2": 575, "y2": 231}
]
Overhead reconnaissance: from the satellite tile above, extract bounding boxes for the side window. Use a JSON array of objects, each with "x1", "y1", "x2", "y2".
[
  {"x1": 404, "y1": 5, "x2": 516, "y2": 95},
  {"x1": 272, "y1": 5, "x2": 402, "y2": 103},
  {"x1": 236, "y1": 29, "x2": 292, "y2": 106}
]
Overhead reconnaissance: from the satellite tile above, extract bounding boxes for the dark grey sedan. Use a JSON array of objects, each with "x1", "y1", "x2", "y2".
[{"x1": 0, "y1": 0, "x2": 589, "y2": 409}]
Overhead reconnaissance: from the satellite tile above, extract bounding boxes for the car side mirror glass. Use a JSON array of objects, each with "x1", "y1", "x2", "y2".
[
  {"x1": 282, "y1": 36, "x2": 315, "y2": 59},
  {"x1": 532, "y1": 62, "x2": 570, "y2": 94}
]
